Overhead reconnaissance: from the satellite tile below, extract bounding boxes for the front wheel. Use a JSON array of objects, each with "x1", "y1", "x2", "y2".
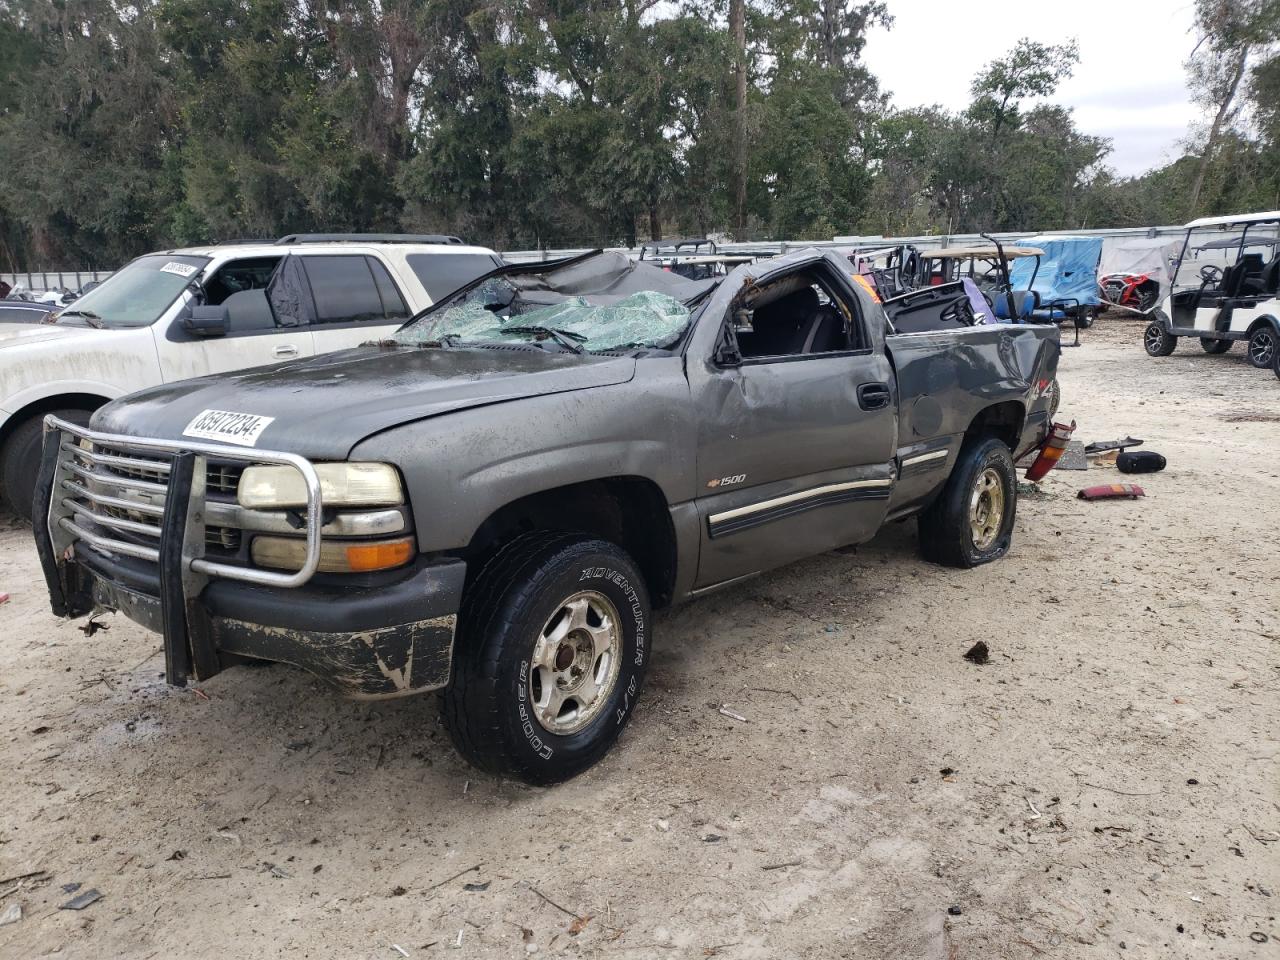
[
  {"x1": 918, "y1": 436, "x2": 1017, "y2": 569},
  {"x1": 443, "y1": 533, "x2": 651, "y2": 784},
  {"x1": 1, "y1": 408, "x2": 93, "y2": 521},
  {"x1": 1144, "y1": 322, "x2": 1177, "y2": 357},
  {"x1": 1247, "y1": 326, "x2": 1278, "y2": 368},
  {"x1": 1200, "y1": 337, "x2": 1233, "y2": 354},
  {"x1": 1076, "y1": 307, "x2": 1097, "y2": 329}
]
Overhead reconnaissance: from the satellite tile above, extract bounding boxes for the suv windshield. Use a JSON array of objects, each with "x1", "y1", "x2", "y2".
[
  {"x1": 56, "y1": 254, "x2": 210, "y2": 328},
  {"x1": 396, "y1": 278, "x2": 692, "y2": 353}
]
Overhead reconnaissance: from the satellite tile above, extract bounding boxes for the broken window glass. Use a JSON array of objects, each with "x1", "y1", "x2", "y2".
[{"x1": 395, "y1": 284, "x2": 692, "y2": 352}]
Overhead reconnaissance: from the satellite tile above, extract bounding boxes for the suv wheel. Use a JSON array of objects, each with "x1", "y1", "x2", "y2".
[
  {"x1": 1, "y1": 408, "x2": 92, "y2": 521},
  {"x1": 444, "y1": 533, "x2": 651, "y2": 784},
  {"x1": 1144, "y1": 322, "x2": 1177, "y2": 357},
  {"x1": 1200, "y1": 337, "x2": 1232, "y2": 354},
  {"x1": 918, "y1": 436, "x2": 1017, "y2": 569},
  {"x1": 1247, "y1": 326, "x2": 1278, "y2": 368}
]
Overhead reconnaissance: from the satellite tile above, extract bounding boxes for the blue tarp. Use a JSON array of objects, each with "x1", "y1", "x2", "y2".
[{"x1": 1012, "y1": 235, "x2": 1103, "y2": 318}]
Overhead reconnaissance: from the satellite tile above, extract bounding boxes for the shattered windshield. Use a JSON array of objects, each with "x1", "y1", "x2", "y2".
[{"x1": 395, "y1": 278, "x2": 692, "y2": 352}]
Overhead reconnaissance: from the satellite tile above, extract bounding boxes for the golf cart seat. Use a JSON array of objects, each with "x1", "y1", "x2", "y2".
[
  {"x1": 1234, "y1": 253, "x2": 1266, "y2": 296},
  {"x1": 1260, "y1": 255, "x2": 1280, "y2": 295},
  {"x1": 992, "y1": 289, "x2": 1039, "y2": 321}
]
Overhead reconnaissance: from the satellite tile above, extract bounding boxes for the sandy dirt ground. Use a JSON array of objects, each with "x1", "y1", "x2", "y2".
[{"x1": 0, "y1": 313, "x2": 1277, "y2": 960}]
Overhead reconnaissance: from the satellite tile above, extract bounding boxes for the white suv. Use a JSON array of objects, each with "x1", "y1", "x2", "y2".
[{"x1": 0, "y1": 234, "x2": 503, "y2": 517}]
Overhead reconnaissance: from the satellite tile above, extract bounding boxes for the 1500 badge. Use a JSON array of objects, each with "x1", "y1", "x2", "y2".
[{"x1": 706, "y1": 473, "x2": 746, "y2": 488}]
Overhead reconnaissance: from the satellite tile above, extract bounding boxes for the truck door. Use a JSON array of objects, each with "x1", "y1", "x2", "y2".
[{"x1": 688, "y1": 261, "x2": 898, "y2": 589}]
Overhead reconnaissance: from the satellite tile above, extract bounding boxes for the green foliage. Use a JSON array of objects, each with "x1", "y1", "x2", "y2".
[{"x1": 6, "y1": 5, "x2": 1275, "y2": 268}]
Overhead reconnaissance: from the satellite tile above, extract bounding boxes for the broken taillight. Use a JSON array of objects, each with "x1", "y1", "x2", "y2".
[{"x1": 1025, "y1": 420, "x2": 1076, "y2": 481}]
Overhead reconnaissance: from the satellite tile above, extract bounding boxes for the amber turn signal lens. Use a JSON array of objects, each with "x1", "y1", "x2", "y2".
[{"x1": 342, "y1": 539, "x2": 415, "y2": 572}]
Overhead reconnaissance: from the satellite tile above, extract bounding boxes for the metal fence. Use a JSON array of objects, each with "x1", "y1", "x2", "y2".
[
  {"x1": 1, "y1": 269, "x2": 114, "y2": 294},
  {"x1": 6, "y1": 224, "x2": 1188, "y2": 280}
]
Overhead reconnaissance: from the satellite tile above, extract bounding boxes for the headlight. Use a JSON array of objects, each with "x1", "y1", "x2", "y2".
[
  {"x1": 237, "y1": 462, "x2": 403, "y2": 509},
  {"x1": 251, "y1": 535, "x2": 416, "y2": 573}
]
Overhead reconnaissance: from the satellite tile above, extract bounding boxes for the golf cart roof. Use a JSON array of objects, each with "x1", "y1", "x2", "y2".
[
  {"x1": 1194, "y1": 234, "x2": 1280, "y2": 250},
  {"x1": 924, "y1": 245, "x2": 1044, "y2": 259},
  {"x1": 1184, "y1": 210, "x2": 1280, "y2": 229}
]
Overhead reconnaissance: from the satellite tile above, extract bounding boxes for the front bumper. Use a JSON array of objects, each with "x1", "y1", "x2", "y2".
[{"x1": 34, "y1": 417, "x2": 465, "y2": 699}]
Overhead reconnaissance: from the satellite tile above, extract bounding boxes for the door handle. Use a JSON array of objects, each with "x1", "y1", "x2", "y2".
[
  {"x1": 273, "y1": 344, "x2": 299, "y2": 358},
  {"x1": 857, "y1": 382, "x2": 892, "y2": 411}
]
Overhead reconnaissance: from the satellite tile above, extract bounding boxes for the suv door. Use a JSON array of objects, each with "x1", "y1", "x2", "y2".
[
  {"x1": 300, "y1": 254, "x2": 411, "y2": 355},
  {"x1": 687, "y1": 260, "x2": 898, "y2": 588},
  {"x1": 154, "y1": 255, "x2": 315, "y2": 382}
]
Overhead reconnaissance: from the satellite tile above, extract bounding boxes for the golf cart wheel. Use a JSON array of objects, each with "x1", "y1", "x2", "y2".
[
  {"x1": 918, "y1": 436, "x2": 1017, "y2": 569},
  {"x1": 1200, "y1": 337, "x2": 1232, "y2": 355},
  {"x1": 1246, "y1": 325, "x2": 1278, "y2": 369},
  {"x1": 1076, "y1": 307, "x2": 1097, "y2": 329},
  {"x1": 1144, "y1": 322, "x2": 1177, "y2": 357},
  {"x1": 443, "y1": 532, "x2": 650, "y2": 784}
]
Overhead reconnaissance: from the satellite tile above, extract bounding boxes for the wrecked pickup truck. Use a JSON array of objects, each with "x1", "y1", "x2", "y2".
[{"x1": 35, "y1": 248, "x2": 1065, "y2": 783}]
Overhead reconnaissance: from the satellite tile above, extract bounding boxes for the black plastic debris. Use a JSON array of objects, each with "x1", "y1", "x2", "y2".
[
  {"x1": 59, "y1": 889, "x2": 102, "y2": 911},
  {"x1": 947, "y1": 905, "x2": 962, "y2": 916},
  {"x1": 463, "y1": 881, "x2": 490, "y2": 892},
  {"x1": 963, "y1": 641, "x2": 990, "y2": 665}
]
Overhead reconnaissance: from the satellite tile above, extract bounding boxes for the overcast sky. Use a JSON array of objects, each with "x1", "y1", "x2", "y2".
[{"x1": 862, "y1": 0, "x2": 1202, "y2": 177}]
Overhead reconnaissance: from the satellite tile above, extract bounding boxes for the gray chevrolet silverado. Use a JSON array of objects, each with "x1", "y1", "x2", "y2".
[{"x1": 35, "y1": 248, "x2": 1065, "y2": 783}]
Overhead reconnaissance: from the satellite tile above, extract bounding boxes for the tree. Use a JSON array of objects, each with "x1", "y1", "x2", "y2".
[{"x1": 969, "y1": 38, "x2": 1079, "y2": 141}]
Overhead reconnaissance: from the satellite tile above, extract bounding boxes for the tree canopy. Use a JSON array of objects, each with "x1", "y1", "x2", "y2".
[{"x1": 0, "y1": 0, "x2": 1277, "y2": 269}]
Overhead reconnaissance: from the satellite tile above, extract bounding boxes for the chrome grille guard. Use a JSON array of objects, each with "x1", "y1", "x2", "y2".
[{"x1": 36, "y1": 415, "x2": 325, "y2": 686}]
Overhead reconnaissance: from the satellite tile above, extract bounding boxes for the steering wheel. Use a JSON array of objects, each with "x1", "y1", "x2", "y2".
[
  {"x1": 1199, "y1": 264, "x2": 1223, "y2": 285},
  {"x1": 940, "y1": 294, "x2": 974, "y2": 326}
]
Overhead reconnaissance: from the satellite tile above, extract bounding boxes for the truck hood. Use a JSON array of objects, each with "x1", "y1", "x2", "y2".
[
  {"x1": 0, "y1": 321, "x2": 97, "y2": 347},
  {"x1": 93, "y1": 345, "x2": 638, "y2": 459}
]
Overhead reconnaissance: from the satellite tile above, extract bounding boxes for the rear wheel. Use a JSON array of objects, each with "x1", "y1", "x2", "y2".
[
  {"x1": 1, "y1": 408, "x2": 93, "y2": 521},
  {"x1": 1076, "y1": 307, "x2": 1097, "y2": 329},
  {"x1": 1247, "y1": 325, "x2": 1278, "y2": 368},
  {"x1": 1144, "y1": 321, "x2": 1177, "y2": 357},
  {"x1": 1200, "y1": 337, "x2": 1233, "y2": 354},
  {"x1": 443, "y1": 533, "x2": 651, "y2": 784},
  {"x1": 918, "y1": 436, "x2": 1017, "y2": 569}
]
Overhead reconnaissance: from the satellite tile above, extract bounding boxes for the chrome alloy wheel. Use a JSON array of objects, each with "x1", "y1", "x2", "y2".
[
  {"x1": 1144, "y1": 325, "x2": 1164, "y2": 353},
  {"x1": 969, "y1": 467, "x2": 1005, "y2": 551},
  {"x1": 528, "y1": 591, "x2": 621, "y2": 735}
]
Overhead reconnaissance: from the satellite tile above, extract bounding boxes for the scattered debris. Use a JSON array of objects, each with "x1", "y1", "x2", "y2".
[
  {"x1": 1026, "y1": 797, "x2": 1042, "y2": 820},
  {"x1": 717, "y1": 706, "x2": 748, "y2": 723},
  {"x1": 0, "y1": 903, "x2": 21, "y2": 926},
  {"x1": 61, "y1": 882, "x2": 81, "y2": 893},
  {"x1": 426, "y1": 864, "x2": 482, "y2": 891},
  {"x1": 392, "y1": 945, "x2": 410, "y2": 958},
  {"x1": 701, "y1": 834, "x2": 725, "y2": 843},
  {"x1": 1077, "y1": 483, "x2": 1145, "y2": 501},
  {"x1": 762, "y1": 860, "x2": 801, "y2": 871},
  {"x1": 285, "y1": 740, "x2": 311, "y2": 752},
  {"x1": 654, "y1": 819, "x2": 670, "y2": 832},
  {"x1": 963, "y1": 641, "x2": 990, "y2": 665},
  {"x1": 1117, "y1": 450, "x2": 1166, "y2": 474},
  {"x1": 78, "y1": 615, "x2": 110, "y2": 637},
  {"x1": 0, "y1": 592, "x2": 9, "y2": 605},
  {"x1": 1084, "y1": 437, "x2": 1144, "y2": 456},
  {"x1": 1187, "y1": 778, "x2": 1199, "y2": 786},
  {"x1": 568, "y1": 915, "x2": 592, "y2": 935},
  {"x1": 59, "y1": 888, "x2": 103, "y2": 911},
  {"x1": 525, "y1": 884, "x2": 582, "y2": 921},
  {"x1": 215, "y1": 831, "x2": 241, "y2": 845},
  {"x1": 940, "y1": 767, "x2": 957, "y2": 777},
  {"x1": 463, "y1": 881, "x2": 490, "y2": 892},
  {"x1": 165, "y1": 851, "x2": 186, "y2": 861},
  {"x1": 1251, "y1": 932, "x2": 1269, "y2": 943},
  {"x1": 30, "y1": 726, "x2": 49, "y2": 735},
  {"x1": 266, "y1": 863, "x2": 291, "y2": 879},
  {"x1": 947, "y1": 905, "x2": 962, "y2": 916}
]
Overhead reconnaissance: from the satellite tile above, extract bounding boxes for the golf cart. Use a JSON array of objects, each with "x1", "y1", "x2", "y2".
[
  {"x1": 637, "y1": 238, "x2": 754, "y2": 281},
  {"x1": 1012, "y1": 235, "x2": 1104, "y2": 327},
  {"x1": 1143, "y1": 211, "x2": 1280, "y2": 368},
  {"x1": 912, "y1": 238, "x2": 1045, "y2": 322}
]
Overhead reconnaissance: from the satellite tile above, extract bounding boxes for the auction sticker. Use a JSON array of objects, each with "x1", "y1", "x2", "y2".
[
  {"x1": 160, "y1": 261, "x2": 198, "y2": 278},
  {"x1": 183, "y1": 409, "x2": 275, "y2": 447}
]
